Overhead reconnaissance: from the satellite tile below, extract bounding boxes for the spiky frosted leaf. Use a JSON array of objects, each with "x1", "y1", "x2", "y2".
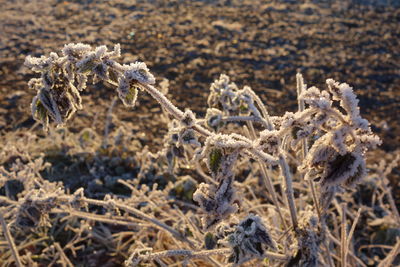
[
  {"x1": 179, "y1": 129, "x2": 200, "y2": 146},
  {"x1": 68, "y1": 82, "x2": 82, "y2": 109},
  {"x1": 205, "y1": 108, "x2": 224, "y2": 131},
  {"x1": 321, "y1": 152, "x2": 366, "y2": 187},
  {"x1": 62, "y1": 43, "x2": 92, "y2": 57},
  {"x1": 42, "y1": 71, "x2": 54, "y2": 88},
  {"x1": 77, "y1": 53, "x2": 97, "y2": 74},
  {"x1": 344, "y1": 157, "x2": 366, "y2": 187},
  {"x1": 124, "y1": 62, "x2": 155, "y2": 85},
  {"x1": 93, "y1": 63, "x2": 108, "y2": 80},
  {"x1": 38, "y1": 89, "x2": 62, "y2": 124}
]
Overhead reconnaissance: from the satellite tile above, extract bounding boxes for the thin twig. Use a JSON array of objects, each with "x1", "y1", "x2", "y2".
[
  {"x1": 0, "y1": 211, "x2": 23, "y2": 267},
  {"x1": 279, "y1": 154, "x2": 298, "y2": 231},
  {"x1": 346, "y1": 208, "x2": 362, "y2": 254},
  {"x1": 58, "y1": 196, "x2": 195, "y2": 248},
  {"x1": 381, "y1": 179, "x2": 400, "y2": 227},
  {"x1": 328, "y1": 232, "x2": 367, "y2": 267},
  {"x1": 341, "y1": 203, "x2": 348, "y2": 267},
  {"x1": 54, "y1": 242, "x2": 74, "y2": 267},
  {"x1": 125, "y1": 248, "x2": 288, "y2": 266},
  {"x1": 246, "y1": 121, "x2": 288, "y2": 231},
  {"x1": 377, "y1": 238, "x2": 400, "y2": 267}
]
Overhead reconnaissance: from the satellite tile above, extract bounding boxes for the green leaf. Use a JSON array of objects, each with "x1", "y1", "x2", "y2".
[
  {"x1": 123, "y1": 86, "x2": 138, "y2": 107},
  {"x1": 35, "y1": 100, "x2": 48, "y2": 122},
  {"x1": 209, "y1": 148, "x2": 223, "y2": 175},
  {"x1": 109, "y1": 69, "x2": 119, "y2": 83}
]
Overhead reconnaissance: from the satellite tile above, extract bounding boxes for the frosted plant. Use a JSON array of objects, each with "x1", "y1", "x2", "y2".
[
  {"x1": 297, "y1": 79, "x2": 381, "y2": 189},
  {"x1": 287, "y1": 206, "x2": 322, "y2": 267},
  {"x1": 20, "y1": 43, "x2": 387, "y2": 267},
  {"x1": 225, "y1": 214, "x2": 276, "y2": 265}
]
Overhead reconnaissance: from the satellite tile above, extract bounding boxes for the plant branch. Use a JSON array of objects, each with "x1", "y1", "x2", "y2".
[{"x1": 0, "y1": 211, "x2": 23, "y2": 267}]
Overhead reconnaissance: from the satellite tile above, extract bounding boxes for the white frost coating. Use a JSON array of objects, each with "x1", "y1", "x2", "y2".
[
  {"x1": 76, "y1": 52, "x2": 96, "y2": 70},
  {"x1": 23, "y1": 45, "x2": 383, "y2": 263},
  {"x1": 62, "y1": 43, "x2": 92, "y2": 57},
  {"x1": 256, "y1": 130, "x2": 280, "y2": 155},
  {"x1": 123, "y1": 62, "x2": 155, "y2": 85},
  {"x1": 206, "y1": 133, "x2": 252, "y2": 150},
  {"x1": 95, "y1": 45, "x2": 107, "y2": 59},
  {"x1": 205, "y1": 108, "x2": 224, "y2": 130}
]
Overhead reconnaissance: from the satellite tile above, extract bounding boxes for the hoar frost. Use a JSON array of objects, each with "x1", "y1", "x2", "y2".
[{"x1": 23, "y1": 43, "x2": 382, "y2": 266}]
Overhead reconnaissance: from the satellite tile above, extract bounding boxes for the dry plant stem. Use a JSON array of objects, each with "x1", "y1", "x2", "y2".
[
  {"x1": 327, "y1": 232, "x2": 367, "y2": 267},
  {"x1": 278, "y1": 154, "x2": 298, "y2": 231},
  {"x1": 107, "y1": 200, "x2": 194, "y2": 247},
  {"x1": 346, "y1": 208, "x2": 362, "y2": 254},
  {"x1": 1, "y1": 236, "x2": 49, "y2": 262},
  {"x1": 381, "y1": 180, "x2": 400, "y2": 226},
  {"x1": 0, "y1": 212, "x2": 23, "y2": 267},
  {"x1": 59, "y1": 196, "x2": 194, "y2": 247},
  {"x1": 128, "y1": 248, "x2": 288, "y2": 264},
  {"x1": 246, "y1": 121, "x2": 288, "y2": 231},
  {"x1": 250, "y1": 88, "x2": 299, "y2": 232},
  {"x1": 297, "y1": 74, "x2": 334, "y2": 267},
  {"x1": 341, "y1": 203, "x2": 348, "y2": 267},
  {"x1": 142, "y1": 84, "x2": 184, "y2": 122},
  {"x1": 54, "y1": 242, "x2": 74, "y2": 267},
  {"x1": 53, "y1": 208, "x2": 142, "y2": 228},
  {"x1": 377, "y1": 239, "x2": 400, "y2": 267},
  {"x1": 0, "y1": 196, "x2": 18, "y2": 205},
  {"x1": 247, "y1": 89, "x2": 273, "y2": 130}
]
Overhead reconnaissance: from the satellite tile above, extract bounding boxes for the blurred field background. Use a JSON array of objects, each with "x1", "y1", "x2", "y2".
[{"x1": 0, "y1": 0, "x2": 399, "y2": 265}]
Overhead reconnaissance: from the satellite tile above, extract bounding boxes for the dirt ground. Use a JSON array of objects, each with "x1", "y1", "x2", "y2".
[{"x1": 0, "y1": 0, "x2": 399, "y2": 210}]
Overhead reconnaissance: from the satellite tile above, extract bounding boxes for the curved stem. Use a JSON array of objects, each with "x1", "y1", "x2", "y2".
[{"x1": 278, "y1": 154, "x2": 298, "y2": 231}]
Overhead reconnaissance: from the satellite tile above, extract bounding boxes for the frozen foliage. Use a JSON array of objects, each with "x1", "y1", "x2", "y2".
[
  {"x1": 226, "y1": 214, "x2": 276, "y2": 265},
  {"x1": 287, "y1": 207, "x2": 322, "y2": 267},
  {"x1": 25, "y1": 43, "x2": 153, "y2": 128},
  {"x1": 297, "y1": 78, "x2": 381, "y2": 189},
  {"x1": 7, "y1": 43, "x2": 396, "y2": 267}
]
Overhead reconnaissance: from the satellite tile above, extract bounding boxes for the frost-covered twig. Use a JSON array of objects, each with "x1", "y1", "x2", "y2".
[
  {"x1": 341, "y1": 203, "x2": 348, "y2": 267},
  {"x1": 125, "y1": 247, "x2": 288, "y2": 267},
  {"x1": 279, "y1": 154, "x2": 298, "y2": 230},
  {"x1": 0, "y1": 211, "x2": 23, "y2": 267}
]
